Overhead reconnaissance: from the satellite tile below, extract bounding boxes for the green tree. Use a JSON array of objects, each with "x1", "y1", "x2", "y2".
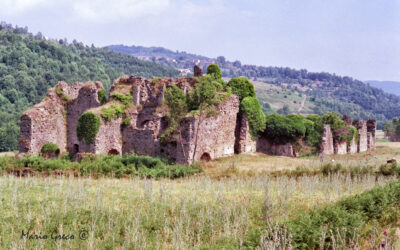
[
  {"x1": 163, "y1": 85, "x2": 189, "y2": 159},
  {"x1": 227, "y1": 77, "x2": 256, "y2": 101},
  {"x1": 277, "y1": 104, "x2": 290, "y2": 116}
]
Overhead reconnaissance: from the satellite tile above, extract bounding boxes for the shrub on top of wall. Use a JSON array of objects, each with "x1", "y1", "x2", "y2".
[
  {"x1": 98, "y1": 89, "x2": 107, "y2": 104},
  {"x1": 262, "y1": 114, "x2": 306, "y2": 144},
  {"x1": 227, "y1": 77, "x2": 256, "y2": 101},
  {"x1": 240, "y1": 97, "x2": 266, "y2": 139},
  {"x1": 41, "y1": 142, "x2": 59, "y2": 154},
  {"x1": 110, "y1": 93, "x2": 133, "y2": 106},
  {"x1": 77, "y1": 111, "x2": 100, "y2": 144},
  {"x1": 322, "y1": 112, "x2": 358, "y2": 143},
  {"x1": 206, "y1": 64, "x2": 222, "y2": 79}
]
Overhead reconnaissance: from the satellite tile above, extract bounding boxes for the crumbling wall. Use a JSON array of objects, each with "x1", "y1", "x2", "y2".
[
  {"x1": 177, "y1": 95, "x2": 239, "y2": 164},
  {"x1": 367, "y1": 119, "x2": 376, "y2": 150},
  {"x1": 320, "y1": 125, "x2": 334, "y2": 155},
  {"x1": 334, "y1": 140, "x2": 347, "y2": 155},
  {"x1": 354, "y1": 121, "x2": 368, "y2": 152},
  {"x1": 67, "y1": 82, "x2": 103, "y2": 153},
  {"x1": 235, "y1": 114, "x2": 256, "y2": 154},
  {"x1": 347, "y1": 137, "x2": 358, "y2": 154},
  {"x1": 256, "y1": 138, "x2": 296, "y2": 157},
  {"x1": 122, "y1": 110, "x2": 166, "y2": 156},
  {"x1": 19, "y1": 82, "x2": 68, "y2": 155}
]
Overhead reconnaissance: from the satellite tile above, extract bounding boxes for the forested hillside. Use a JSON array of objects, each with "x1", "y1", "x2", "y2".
[
  {"x1": 109, "y1": 45, "x2": 400, "y2": 126},
  {"x1": 0, "y1": 23, "x2": 179, "y2": 151}
]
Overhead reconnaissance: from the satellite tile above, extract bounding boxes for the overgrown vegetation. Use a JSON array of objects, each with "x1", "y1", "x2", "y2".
[
  {"x1": 285, "y1": 180, "x2": 400, "y2": 249},
  {"x1": 101, "y1": 105, "x2": 125, "y2": 121},
  {"x1": 97, "y1": 89, "x2": 107, "y2": 104},
  {"x1": 40, "y1": 142, "x2": 59, "y2": 154},
  {"x1": 322, "y1": 112, "x2": 359, "y2": 144},
  {"x1": 240, "y1": 97, "x2": 266, "y2": 139},
  {"x1": 262, "y1": 114, "x2": 306, "y2": 144},
  {"x1": 122, "y1": 118, "x2": 131, "y2": 126},
  {"x1": 76, "y1": 111, "x2": 100, "y2": 144},
  {"x1": 110, "y1": 93, "x2": 133, "y2": 106},
  {"x1": 0, "y1": 22, "x2": 179, "y2": 152},
  {"x1": 0, "y1": 154, "x2": 201, "y2": 179},
  {"x1": 227, "y1": 77, "x2": 256, "y2": 101},
  {"x1": 55, "y1": 86, "x2": 71, "y2": 102}
]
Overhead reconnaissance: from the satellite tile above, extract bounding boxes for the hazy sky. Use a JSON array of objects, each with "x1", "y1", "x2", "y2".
[{"x1": 1, "y1": 0, "x2": 399, "y2": 81}]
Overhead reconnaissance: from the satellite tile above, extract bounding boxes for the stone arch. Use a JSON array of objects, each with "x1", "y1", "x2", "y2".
[
  {"x1": 200, "y1": 152, "x2": 211, "y2": 162},
  {"x1": 108, "y1": 149, "x2": 120, "y2": 155}
]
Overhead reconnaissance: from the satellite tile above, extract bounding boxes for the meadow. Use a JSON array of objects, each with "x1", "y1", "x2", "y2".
[{"x1": 0, "y1": 142, "x2": 399, "y2": 249}]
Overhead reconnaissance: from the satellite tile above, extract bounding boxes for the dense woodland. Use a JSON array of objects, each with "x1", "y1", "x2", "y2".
[
  {"x1": 0, "y1": 23, "x2": 179, "y2": 151},
  {"x1": 109, "y1": 45, "x2": 400, "y2": 126}
]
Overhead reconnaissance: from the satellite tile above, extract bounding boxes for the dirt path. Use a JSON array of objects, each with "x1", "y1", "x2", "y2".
[{"x1": 297, "y1": 94, "x2": 307, "y2": 113}]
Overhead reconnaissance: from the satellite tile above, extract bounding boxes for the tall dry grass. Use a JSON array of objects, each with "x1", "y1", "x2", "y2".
[{"x1": 0, "y1": 173, "x2": 395, "y2": 249}]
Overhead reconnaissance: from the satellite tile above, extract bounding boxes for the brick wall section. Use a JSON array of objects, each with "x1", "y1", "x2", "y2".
[
  {"x1": 66, "y1": 82, "x2": 103, "y2": 153},
  {"x1": 18, "y1": 82, "x2": 68, "y2": 155},
  {"x1": 256, "y1": 138, "x2": 296, "y2": 157},
  {"x1": 177, "y1": 95, "x2": 239, "y2": 164},
  {"x1": 355, "y1": 121, "x2": 368, "y2": 152},
  {"x1": 234, "y1": 114, "x2": 256, "y2": 154},
  {"x1": 320, "y1": 125, "x2": 334, "y2": 155},
  {"x1": 347, "y1": 137, "x2": 358, "y2": 154},
  {"x1": 334, "y1": 140, "x2": 347, "y2": 155},
  {"x1": 367, "y1": 119, "x2": 376, "y2": 150}
]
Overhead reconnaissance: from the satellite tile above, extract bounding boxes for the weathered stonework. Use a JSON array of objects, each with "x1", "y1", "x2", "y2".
[
  {"x1": 19, "y1": 66, "x2": 377, "y2": 162},
  {"x1": 256, "y1": 138, "x2": 297, "y2": 157},
  {"x1": 176, "y1": 95, "x2": 239, "y2": 164},
  {"x1": 354, "y1": 121, "x2": 368, "y2": 152},
  {"x1": 320, "y1": 125, "x2": 334, "y2": 156},
  {"x1": 193, "y1": 65, "x2": 203, "y2": 77},
  {"x1": 234, "y1": 114, "x2": 257, "y2": 154},
  {"x1": 19, "y1": 82, "x2": 69, "y2": 155},
  {"x1": 334, "y1": 140, "x2": 347, "y2": 155},
  {"x1": 367, "y1": 119, "x2": 376, "y2": 150},
  {"x1": 347, "y1": 137, "x2": 358, "y2": 154}
]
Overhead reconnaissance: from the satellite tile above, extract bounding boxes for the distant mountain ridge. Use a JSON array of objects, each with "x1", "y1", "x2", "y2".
[{"x1": 365, "y1": 80, "x2": 400, "y2": 97}]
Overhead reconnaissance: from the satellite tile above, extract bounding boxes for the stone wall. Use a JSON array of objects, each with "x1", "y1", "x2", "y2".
[
  {"x1": 347, "y1": 137, "x2": 358, "y2": 154},
  {"x1": 355, "y1": 121, "x2": 368, "y2": 152},
  {"x1": 177, "y1": 95, "x2": 239, "y2": 164},
  {"x1": 256, "y1": 138, "x2": 297, "y2": 157},
  {"x1": 19, "y1": 82, "x2": 68, "y2": 155},
  {"x1": 234, "y1": 114, "x2": 256, "y2": 154},
  {"x1": 320, "y1": 125, "x2": 334, "y2": 155},
  {"x1": 66, "y1": 82, "x2": 103, "y2": 153},
  {"x1": 367, "y1": 119, "x2": 376, "y2": 150},
  {"x1": 334, "y1": 140, "x2": 347, "y2": 155}
]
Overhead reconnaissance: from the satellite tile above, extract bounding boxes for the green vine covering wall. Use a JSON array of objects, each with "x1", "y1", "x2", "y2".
[
  {"x1": 240, "y1": 97, "x2": 266, "y2": 139},
  {"x1": 77, "y1": 111, "x2": 100, "y2": 144}
]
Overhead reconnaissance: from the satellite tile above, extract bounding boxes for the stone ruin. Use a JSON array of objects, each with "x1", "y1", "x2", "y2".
[
  {"x1": 19, "y1": 67, "x2": 377, "y2": 163},
  {"x1": 320, "y1": 119, "x2": 376, "y2": 157},
  {"x1": 19, "y1": 68, "x2": 250, "y2": 164}
]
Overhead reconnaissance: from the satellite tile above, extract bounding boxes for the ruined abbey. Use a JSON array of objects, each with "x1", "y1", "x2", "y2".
[{"x1": 19, "y1": 66, "x2": 376, "y2": 164}]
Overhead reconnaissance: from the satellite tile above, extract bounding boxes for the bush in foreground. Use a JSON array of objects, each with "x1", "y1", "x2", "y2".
[{"x1": 0, "y1": 154, "x2": 201, "y2": 179}]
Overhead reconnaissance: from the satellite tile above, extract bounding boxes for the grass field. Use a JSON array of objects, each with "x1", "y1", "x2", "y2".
[{"x1": 0, "y1": 143, "x2": 399, "y2": 249}]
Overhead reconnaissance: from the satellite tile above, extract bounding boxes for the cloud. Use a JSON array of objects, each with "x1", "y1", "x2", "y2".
[
  {"x1": 0, "y1": 0, "x2": 50, "y2": 13},
  {"x1": 72, "y1": 0, "x2": 171, "y2": 22}
]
